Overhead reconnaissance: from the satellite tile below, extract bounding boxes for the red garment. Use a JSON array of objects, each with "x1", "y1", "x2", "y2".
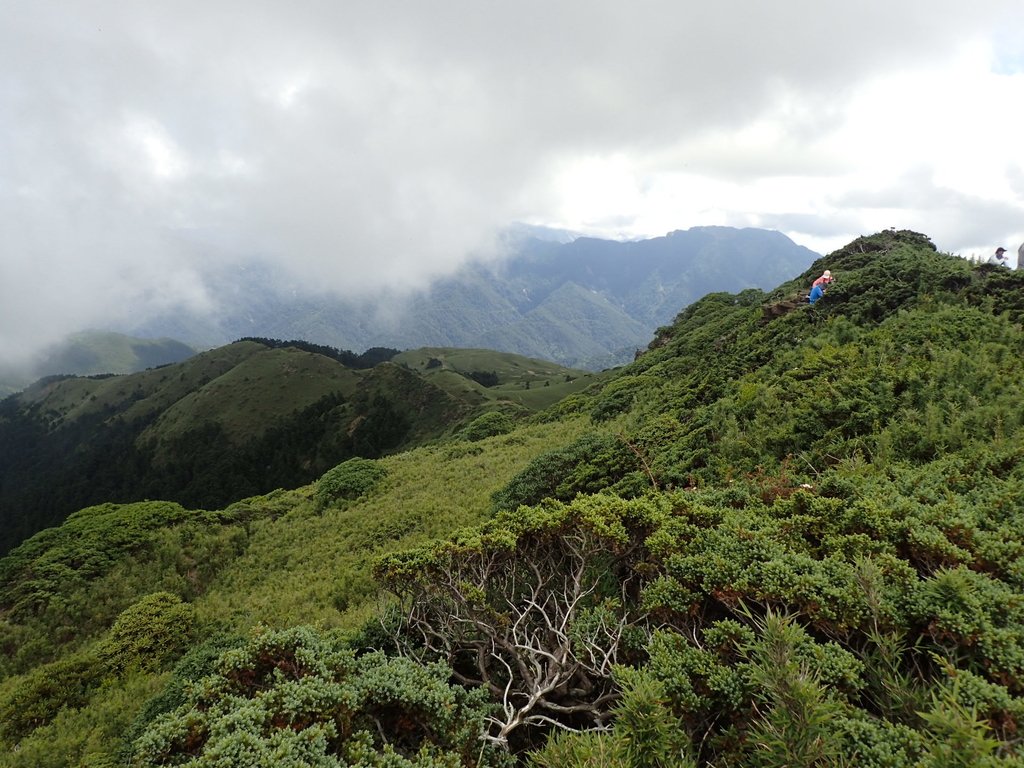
[{"x1": 811, "y1": 275, "x2": 832, "y2": 288}]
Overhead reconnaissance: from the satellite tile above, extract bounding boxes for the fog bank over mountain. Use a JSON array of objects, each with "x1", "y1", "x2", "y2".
[
  {"x1": 120, "y1": 226, "x2": 820, "y2": 370},
  {"x1": 5, "y1": 2, "x2": 1022, "y2": 370}
]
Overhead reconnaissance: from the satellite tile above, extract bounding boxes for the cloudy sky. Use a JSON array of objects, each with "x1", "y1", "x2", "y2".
[{"x1": 3, "y1": 1, "x2": 1024, "y2": 363}]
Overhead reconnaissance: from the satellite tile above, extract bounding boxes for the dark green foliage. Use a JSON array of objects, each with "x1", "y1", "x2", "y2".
[
  {"x1": 528, "y1": 672, "x2": 695, "y2": 767},
  {"x1": 139, "y1": 387, "x2": 409, "y2": 511},
  {"x1": 358, "y1": 346, "x2": 404, "y2": 367},
  {"x1": 375, "y1": 495, "x2": 664, "y2": 748},
  {"x1": 0, "y1": 501, "x2": 192, "y2": 620},
  {"x1": 467, "y1": 370, "x2": 500, "y2": 387},
  {"x1": 589, "y1": 375, "x2": 654, "y2": 422},
  {"x1": 608, "y1": 672, "x2": 695, "y2": 767},
  {"x1": 738, "y1": 611, "x2": 850, "y2": 766},
  {"x1": 459, "y1": 411, "x2": 514, "y2": 442},
  {"x1": 369, "y1": 234, "x2": 1024, "y2": 764},
  {"x1": 0, "y1": 595, "x2": 193, "y2": 745},
  {"x1": 490, "y1": 432, "x2": 644, "y2": 512},
  {"x1": 0, "y1": 344, "x2": 469, "y2": 555},
  {"x1": 348, "y1": 393, "x2": 413, "y2": 456},
  {"x1": 238, "y1": 337, "x2": 399, "y2": 368},
  {"x1": 639, "y1": 627, "x2": 751, "y2": 733},
  {"x1": 315, "y1": 457, "x2": 388, "y2": 509},
  {"x1": 11, "y1": 231, "x2": 1024, "y2": 766},
  {"x1": 129, "y1": 625, "x2": 509, "y2": 767},
  {"x1": 121, "y1": 631, "x2": 246, "y2": 760},
  {"x1": 910, "y1": 567, "x2": 1024, "y2": 690},
  {"x1": 0, "y1": 401, "x2": 155, "y2": 555},
  {"x1": 0, "y1": 500, "x2": 250, "y2": 677}
]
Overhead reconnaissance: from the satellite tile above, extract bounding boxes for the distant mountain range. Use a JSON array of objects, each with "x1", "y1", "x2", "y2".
[{"x1": 119, "y1": 226, "x2": 820, "y2": 370}]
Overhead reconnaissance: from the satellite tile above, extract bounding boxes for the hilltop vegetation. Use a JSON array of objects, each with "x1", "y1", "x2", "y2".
[{"x1": 4, "y1": 230, "x2": 1024, "y2": 766}]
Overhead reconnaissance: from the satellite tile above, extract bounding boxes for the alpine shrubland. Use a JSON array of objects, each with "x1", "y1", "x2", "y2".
[{"x1": 4, "y1": 230, "x2": 1024, "y2": 766}]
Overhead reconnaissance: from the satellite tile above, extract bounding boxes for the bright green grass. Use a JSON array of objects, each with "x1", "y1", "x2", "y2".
[
  {"x1": 395, "y1": 347, "x2": 591, "y2": 382},
  {"x1": 194, "y1": 416, "x2": 595, "y2": 632}
]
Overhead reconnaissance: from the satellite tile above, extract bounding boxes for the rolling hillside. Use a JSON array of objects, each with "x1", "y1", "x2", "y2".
[
  {"x1": 5, "y1": 230, "x2": 1024, "y2": 766},
  {"x1": 0, "y1": 341, "x2": 593, "y2": 555}
]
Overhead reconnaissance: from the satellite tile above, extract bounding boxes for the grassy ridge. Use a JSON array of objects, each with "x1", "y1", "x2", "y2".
[
  {"x1": 395, "y1": 346, "x2": 605, "y2": 412},
  {"x1": 195, "y1": 417, "x2": 593, "y2": 632}
]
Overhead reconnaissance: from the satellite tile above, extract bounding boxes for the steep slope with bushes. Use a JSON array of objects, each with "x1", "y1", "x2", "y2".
[{"x1": 4, "y1": 230, "x2": 1024, "y2": 766}]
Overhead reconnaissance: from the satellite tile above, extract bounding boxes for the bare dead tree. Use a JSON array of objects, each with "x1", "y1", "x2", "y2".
[{"x1": 377, "y1": 504, "x2": 654, "y2": 747}]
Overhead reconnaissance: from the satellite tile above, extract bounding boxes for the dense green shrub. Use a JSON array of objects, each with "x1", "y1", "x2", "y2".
[
  {"x1": 0, "y1": 651, "x2": 104, "y2": 742},
  {"x1": 528, "y1": 671, "x2": 695, "y2": 768},
  {"x1": 129, "y1": 625, "x2": 508, "y2": 767},
  {"x1": 0, "y1": 501, "x2": 249, "y2": 678},
  {"x1": 0, "y1": 594, "x2": 194, "y2": 746},
  {"x1": 459, "y1": 411, "x2": 514, "y2": 441},
  {"x1": 829, "y1": 713, "x2": 923, "y2": 768},
  {"x1": 375, "y1": 494, "x2": 666, "y2": 748},
  {"x1": 490, "y1": 433, "x2": 643, "y2": 512},
  {"x1": 97, "y1": 592, "x2": 195, "y2": 676},
  {"x1": 0, "y1": 502, "x2": 193, "y2": 617},
  {"x1": 589, "y1": 376, "x2": 655, "y2": 422},
  {"x1": 910, "y1": 567, "x2": 1024, "y2": 690},
  {"x1": 121, "y1": 632, "x2": 246, "y2": 761},
  {"x1": 314, "y1": 457, "x2": 388, "y2": 509}
]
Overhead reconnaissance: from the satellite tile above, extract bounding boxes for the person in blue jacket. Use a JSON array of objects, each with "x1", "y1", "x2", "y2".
[{"x1": 808, "y1": 269, "x2": 832, "y2": 304}]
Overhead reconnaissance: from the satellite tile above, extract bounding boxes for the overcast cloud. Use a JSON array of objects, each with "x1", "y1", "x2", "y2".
[{"x1": 3, "y1": 0, "x2": 1024, "y2": 363}]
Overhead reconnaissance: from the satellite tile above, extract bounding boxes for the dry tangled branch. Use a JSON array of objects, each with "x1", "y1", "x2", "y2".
[{"x1": 375, "y1": 497, "x2": 659, "y2": 746}]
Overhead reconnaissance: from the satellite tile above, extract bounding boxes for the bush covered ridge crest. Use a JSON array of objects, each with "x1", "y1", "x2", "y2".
[{"x1": 5, "y1": 229, "x2": 1024, "y2": 765}]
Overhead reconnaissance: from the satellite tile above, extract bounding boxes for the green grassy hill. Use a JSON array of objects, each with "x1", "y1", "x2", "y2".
[
  {"x1": 5, "y1": 230, "x2": 1024, "y2": 766},
  {"x1": 394, "y1": 347, "x2": 605, "y2": 411},
  {"x1": 0, "y1": 342, "x2": 592, "y2": 556}
]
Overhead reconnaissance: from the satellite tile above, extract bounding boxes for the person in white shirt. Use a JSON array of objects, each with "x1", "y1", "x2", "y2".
[{"x1": 988, "y1": 247, "x2": 1009, "y2": 266}]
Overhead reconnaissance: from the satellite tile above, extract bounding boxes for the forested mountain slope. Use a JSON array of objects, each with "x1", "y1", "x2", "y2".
[{"x1": 5, "y1": 230, "x2": 1024, "y2": 767}]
